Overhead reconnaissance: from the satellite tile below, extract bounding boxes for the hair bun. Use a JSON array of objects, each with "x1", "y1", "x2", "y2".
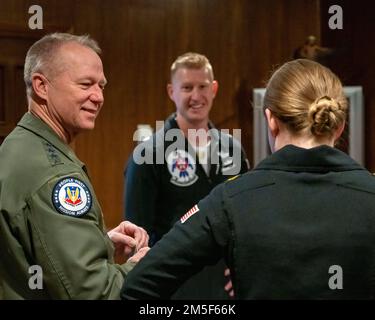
[{"x1": 309, "y1": 96, "x2": 344, "y2": 136}]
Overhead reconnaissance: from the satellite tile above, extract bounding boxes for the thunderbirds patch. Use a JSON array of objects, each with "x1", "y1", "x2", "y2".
[
  {"x1": 52, "y1": 177, "x2": 92, "y2": 217},
  {"x1": 167, "y1": 149, "x2": 198, "y2": 187}
]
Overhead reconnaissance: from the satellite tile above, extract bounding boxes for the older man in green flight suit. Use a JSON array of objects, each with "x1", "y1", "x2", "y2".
[{"x1": 0, "y1": 33, "x2": 149, "y2": 299}]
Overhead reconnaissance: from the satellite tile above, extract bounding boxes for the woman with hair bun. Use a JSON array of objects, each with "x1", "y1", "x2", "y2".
[
  {"x1": 122, "y1": 59, "x2": 375, "y2": 300},
  {"x1": 264, "y1": 59, "x2": 347, "y2": 152}
]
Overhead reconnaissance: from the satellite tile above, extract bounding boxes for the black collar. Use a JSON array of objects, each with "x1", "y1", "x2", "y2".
[
  {"x1": 164, "y1": 113, "x2": 215, "y2": 131},
  {"x1": 255, "y1": 144, "x2": 364, "y2": 173}
]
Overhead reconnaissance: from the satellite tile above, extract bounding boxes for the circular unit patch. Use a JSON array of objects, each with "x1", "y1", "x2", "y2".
[
  {"x1": 167, "y1": 149, "x2": 198, "y2": 187},
  {"x1": 52, "y1": 177, "x2": 92, "y2": 217}
]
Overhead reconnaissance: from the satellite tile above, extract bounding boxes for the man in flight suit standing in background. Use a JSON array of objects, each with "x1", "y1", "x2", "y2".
[
  {"x1": 124, "y1": 52, "x2": 249, "y2": 299},
  {"x1": 0, "y1": 33, "x2": 149, "y2": 299}
]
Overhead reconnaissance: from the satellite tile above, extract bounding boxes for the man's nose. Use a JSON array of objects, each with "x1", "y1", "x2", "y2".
[
  {"x1": 191, "y1": 87, "x2": 201, "y2": 100},
  {"x1": 90, "y1": 84, "x2": 104, "y2": 103}
]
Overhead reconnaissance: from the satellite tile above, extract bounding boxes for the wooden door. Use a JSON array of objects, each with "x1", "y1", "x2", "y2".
[{"x1": 0, "y1": 27, "x2": 45, "y2": 145}]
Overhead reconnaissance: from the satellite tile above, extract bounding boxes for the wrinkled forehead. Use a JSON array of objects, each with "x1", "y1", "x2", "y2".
[{"x1": 49, "y1": 42, "x2": 104, "y2": 78}]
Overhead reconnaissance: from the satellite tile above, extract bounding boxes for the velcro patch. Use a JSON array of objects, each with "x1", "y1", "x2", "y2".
[
  {"x1": 52, "y1": 177, "x2": 92, "y2": 217},
  {"x1": 180, "y1": 205, "x2": 199, "y2": 223}
]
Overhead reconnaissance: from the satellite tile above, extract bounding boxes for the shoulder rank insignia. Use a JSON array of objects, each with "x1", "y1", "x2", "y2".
[
  {"x1": 52, "y1": 177, "x2": 92, "y2": 217},
  {"x1": 226, "y1": 174, "x2": 240, "y2": 183},
  {"x1": 43, "y1": 141, "x2": 62, "y2": 166}
]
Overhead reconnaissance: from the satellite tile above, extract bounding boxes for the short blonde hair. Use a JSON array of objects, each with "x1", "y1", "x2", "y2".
[
  {"x1": 170, "y1": 52, "x2": 214, "y2": 81},
  {"x1": 264, "y1": 59, "x2": 347, "y2": 137}
]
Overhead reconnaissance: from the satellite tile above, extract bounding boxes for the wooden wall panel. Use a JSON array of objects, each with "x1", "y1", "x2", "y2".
[
  {"x1": 73, "y1": 0, "x2": 171, "y2": 228},
  {"x1": 321, "y1": 0, "x2": 375, "y2": 171},
  {"x1": 73, "y1": 0, "x2": 320, "y2": 228},
  {"x1": 0, "y1": 0, "x2": 73, "y2": 28},
  {"x1": 0, "y1": 34, "x2": 45, "y2": 141},
  {"x1": 1, "y1": 0, "x2": 322, "y2": 229},
  {"x1": 0, "y1": 0, "x2": 73, "y2": 144},
  {"x1": 0, "y1": 66, "x2": 4, "y2": 122}
]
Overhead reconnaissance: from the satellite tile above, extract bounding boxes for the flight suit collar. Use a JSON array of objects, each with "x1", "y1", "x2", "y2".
[
  {"x1": 164, "y1": 113, "x2": 216, "y2": 132},
  {"x1": 17, "y1": 112, "x2": 85, "y2": 168},
  {"x1": 255, "y1": 144, "x2": 364, "y2": 173}
]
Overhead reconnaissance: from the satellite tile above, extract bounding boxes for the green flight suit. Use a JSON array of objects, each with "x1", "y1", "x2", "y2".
[{"x1": 0, "y1": 112, "x2": 134, "y2": 299}]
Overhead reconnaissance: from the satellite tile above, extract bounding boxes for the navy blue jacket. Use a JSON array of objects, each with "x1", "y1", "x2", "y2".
[{"x1": 124, "y1": 113, "x2": 249, "y2": 299}]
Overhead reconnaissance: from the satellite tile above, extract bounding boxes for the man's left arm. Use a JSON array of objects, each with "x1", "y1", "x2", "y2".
[{"x1": 27, "y1": 174, "x2": 148, "y2": 299}]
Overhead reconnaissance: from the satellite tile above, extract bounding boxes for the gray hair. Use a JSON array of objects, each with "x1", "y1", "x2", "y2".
[{"x1": 24, "y1": 33, "x2": 101, "y2": 97}]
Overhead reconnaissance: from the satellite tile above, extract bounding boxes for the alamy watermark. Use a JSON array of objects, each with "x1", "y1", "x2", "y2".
[
  {"x1": 132, "y1": 121, "x2": 243, "y2": 175},
  {"x1": 328, "y1": 5, "x2": 343, "y2": 30},
  {"x1": 26, "y1": 5, "x2": 342, "y2": 32},
  {"x1": 26, "y1": 264, "x2": 343, "y2": 292},
  {"x1": 28, "y1": 265, "x2": 43, "y2": 290},
  {"x1": 28, "y1": 5, "x2": 43, "y2": 30},
  {"x1": 328, "y1": 265, "x2": 343, "y2": 290}
]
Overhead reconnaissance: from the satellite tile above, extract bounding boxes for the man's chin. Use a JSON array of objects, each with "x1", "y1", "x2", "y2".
[{"x1": 80, "y1": 122, "x2": 96, "y2": 131}]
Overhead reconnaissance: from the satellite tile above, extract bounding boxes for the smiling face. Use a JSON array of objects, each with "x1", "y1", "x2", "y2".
[
  {"x1": 45, "y1": 42, "x2": 107, "y2": 136},
  {"x1": 167, "y1": 67, "x2": 218, "y2": 126}
]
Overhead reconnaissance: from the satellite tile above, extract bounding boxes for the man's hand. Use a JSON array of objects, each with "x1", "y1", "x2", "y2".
[
  {"x1": 128, "y1": 247, "x2": 150, "y2": 264},
  {"x1": 107, "y1": 221, "x2": 149, "y2": 261}
]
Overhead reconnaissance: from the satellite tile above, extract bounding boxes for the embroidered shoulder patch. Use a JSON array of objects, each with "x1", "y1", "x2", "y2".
[
  {"x1": 180, "y1": 205, "x2": 199, "y2": 223},
  {"x1": 52, "y1": 177, "x2": 92, "y2": 217}
]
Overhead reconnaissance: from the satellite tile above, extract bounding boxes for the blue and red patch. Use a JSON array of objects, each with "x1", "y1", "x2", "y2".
[{"x1": 52, "y1": 177, "x2": 92, "y2": 217}]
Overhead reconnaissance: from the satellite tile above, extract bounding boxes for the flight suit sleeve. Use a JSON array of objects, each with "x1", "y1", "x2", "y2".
[
  {"x1": 120, "y1": 184, "x2": 231, "y2": 299},
  {"x1": 26, "y1": 173, "x2": 135, "y2": 299},
  {"x1": 124, "y1": 153, "x2": 158, "y2": 244}
]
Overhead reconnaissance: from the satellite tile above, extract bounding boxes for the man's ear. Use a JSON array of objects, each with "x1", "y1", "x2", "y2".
[
  {"x1": 31, "y1": 73, "x2": 49, "y2": 100},
  {"x1": 212, "y1": 80, "x2": 219, "y2": 97},
  {"x1": 167, "y1": 83, "x2": 174, "y2": 101},
  {"x1": 265, "y1": 108, "x2": 279, "y2": 138}
]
